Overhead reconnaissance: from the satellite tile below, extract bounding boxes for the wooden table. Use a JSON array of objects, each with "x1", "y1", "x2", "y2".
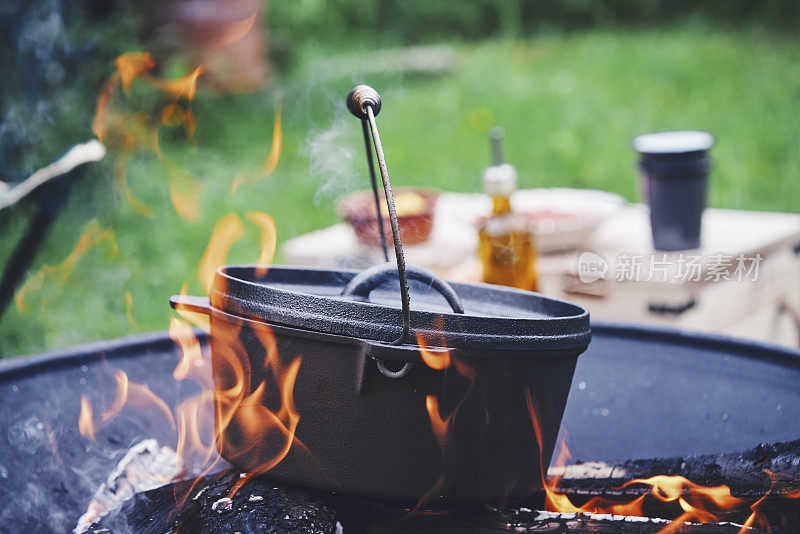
[{"x1": 283, "y1": 193, "x2": 800, "y2": 347}]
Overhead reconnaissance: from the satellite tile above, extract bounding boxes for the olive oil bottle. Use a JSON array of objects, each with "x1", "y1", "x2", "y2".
[{"x1": 478, "y1": 128, "x2": 538, "y2": 291}]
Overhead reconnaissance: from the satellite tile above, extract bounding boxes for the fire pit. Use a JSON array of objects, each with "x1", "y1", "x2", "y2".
[{"x1": 1, "y1": 323, "x2": 799, "y2": 532}]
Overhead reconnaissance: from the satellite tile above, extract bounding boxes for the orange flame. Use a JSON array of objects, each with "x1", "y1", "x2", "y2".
[
  {"x1": 80, "y1": 370, "x2": 177, "y2": 443},
  {"x1": 425, "y1": 395, "x2": 448, "y2": 450},
  {"x1": 739, "y1": 470, "x2": 800, "y2": 533},
  {"x1": 115, "y1": 52, "x2": 156, "y2": 93},
  {"x1": 247, "y1": 212, "x2": 277, "y2": 277},
  {"x1": 526, "y1": 388, "x2": 747, "y2": 531},
  {"x1": 417, "y1": 316, "x2": 477, "y2": 508},
  {"x1": 148, "y1": 65, "x2": 204, "y2": 102},
  {"x1": 16, "y1": 220, "x2": 116, "y2": 312},
  {"x1": 165, "y1": 161, "x2": 204, "y2": 223},
  {"x1": 231, "y1": 107, "x2": 282, "y2": 194},
  {"x1": 79, "y1": 395, "x2": 95, "y2": 441},
  {"x1": 170, "y1": 316, "x2": 206, "y2": 382},
  {"x1": 114, "y1": 157, "x2": 153, "y2": 217},
  {"x1": 416, "y1": 316, "x2": 450, "y2": 370},
  {"x1": 125, "y1": 291, "x2": 139, "y2": 327},
  {"x1": 262, "y1": 107, "x2": 282, "y2": 177},
  {"x1": 78, "y1": 201, "x2": 306, "y2": 512},
  {"x1": 198, "y1": 213, "x2": 244, "y2": 292},
  {"x1": 93, "y1": 53, "x2": 205, "y2": 217},
  {"x1": 173, "y1": 284, "x2": 211, "y2": 333}
]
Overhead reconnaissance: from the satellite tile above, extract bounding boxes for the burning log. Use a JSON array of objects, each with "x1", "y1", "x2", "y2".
[
  {"x1": 83, "y1": 469, "x2": 754, "y2": 534},
  {"x1": 547, "y1": 439, "x2": 800, "y2": 528},
  {"x1": 85, "y1": 469, "x2": 340, "y2": 534},
  {"x1": 549, "y1": 439, "x2": 800, "y2": 498},
  {"x1": 500, "y1": 510, "x2": 749, "y2": 533}
]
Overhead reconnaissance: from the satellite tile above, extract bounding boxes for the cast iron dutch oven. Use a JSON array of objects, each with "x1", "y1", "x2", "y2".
[{"x1": 172, "y1": 262, "x2": 590, "y2": 503}]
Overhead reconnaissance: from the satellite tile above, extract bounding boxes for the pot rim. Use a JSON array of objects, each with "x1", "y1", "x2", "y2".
[{"x1": 210, "y1": 265, "x2": 591, "y2": 352}]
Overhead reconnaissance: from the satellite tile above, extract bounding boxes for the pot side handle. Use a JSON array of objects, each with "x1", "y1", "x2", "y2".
[{"x1": 169, "y1": 295, "x2": 211, "y2": 315}]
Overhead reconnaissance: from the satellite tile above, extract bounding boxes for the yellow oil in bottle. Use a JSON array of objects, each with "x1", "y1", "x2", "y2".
[
  {"x1": 478, "y1": 195, "x2": 538, "y2": 291},
  {"x1": 477, "y1": 127, "x2": 538, "y2": 291}
]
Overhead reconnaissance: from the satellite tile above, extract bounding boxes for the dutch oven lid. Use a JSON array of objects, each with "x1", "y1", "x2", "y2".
[
  {"x1": 209, "y1": 265, "x2": 590, "y2": 351},
  {"x1": 211, "y1": 264, "x2": 590, "y2": 353}
]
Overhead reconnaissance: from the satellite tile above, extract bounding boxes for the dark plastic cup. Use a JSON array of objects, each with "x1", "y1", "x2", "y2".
[{"x1": 633, "y1": 131, "x2": 714, "y2": 251}]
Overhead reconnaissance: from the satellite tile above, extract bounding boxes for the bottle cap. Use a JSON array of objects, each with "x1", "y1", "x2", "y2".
[{"x1": 483, "y1": 163, "x2": 517, "y2": 196}]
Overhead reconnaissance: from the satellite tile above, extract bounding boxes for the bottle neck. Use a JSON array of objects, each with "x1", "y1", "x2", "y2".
[{"x1": 491, "y1": 195, "x2": 512, "y2": 215}]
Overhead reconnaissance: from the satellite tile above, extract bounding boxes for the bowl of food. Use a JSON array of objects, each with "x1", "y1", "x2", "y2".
[
  {"x1": 337, "y1": 187, "x2": 439, "y2": 247},
  {"x1": 473, "y1": 188, "x2": 625, "y2": 253}
]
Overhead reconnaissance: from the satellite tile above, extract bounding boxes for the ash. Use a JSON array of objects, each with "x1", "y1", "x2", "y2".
[{"x1": 74, "y1": 439, "x2": 185, "y2": 533}]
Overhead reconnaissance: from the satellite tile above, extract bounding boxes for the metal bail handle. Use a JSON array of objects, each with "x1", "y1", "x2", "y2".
[{"x1": 346, "y1": 85, "x2": 412, "y2": 346}]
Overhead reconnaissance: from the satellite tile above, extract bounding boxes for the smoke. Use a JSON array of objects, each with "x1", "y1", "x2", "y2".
[{"x1": 304, "y1": 112, "x2": 364, "y2": 206}]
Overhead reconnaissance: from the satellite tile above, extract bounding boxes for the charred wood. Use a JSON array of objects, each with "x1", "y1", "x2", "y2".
[
  {"x1": 550, "y1": 439, "x2": 800, "y2": 498},
  {"x1": 87, "y1": 469, "x2": 339, "y2": 534},
  {"x1": 365, "y1": 507, "x2": 751, "y2": 533},
  {"x1": 548, "y1": 439, "x2": 800, "y2": 528}
]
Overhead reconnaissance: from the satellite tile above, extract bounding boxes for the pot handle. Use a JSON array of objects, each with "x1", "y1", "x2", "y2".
[
  {"x1": 341, "y1": 262, "x2": 465, "y2": 314},
  {"x1": 169, "y1": 295, "x2": 211, "y2": 315}
]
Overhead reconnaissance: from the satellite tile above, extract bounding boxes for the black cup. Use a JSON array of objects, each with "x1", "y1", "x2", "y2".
[{"x1": 633, "y1": 131, "x2": 714, "y2": 251}]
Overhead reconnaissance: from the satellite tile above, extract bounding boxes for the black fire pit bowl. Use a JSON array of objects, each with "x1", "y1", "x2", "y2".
[
  {"x1": 172, "y1": 263, "x2": 591, "y2": 504},
  {"x1": 2, "y1": 321, "x2": 800, "y2": 531}
]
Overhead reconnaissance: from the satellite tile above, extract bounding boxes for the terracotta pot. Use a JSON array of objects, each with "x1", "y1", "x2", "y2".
[{"x1": 149, "y1": 0, "x2": 269, "y2": 93}]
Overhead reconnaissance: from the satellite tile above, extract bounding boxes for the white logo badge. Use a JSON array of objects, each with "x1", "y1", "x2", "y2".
[{"x1": 577, "y1": 252, "x2": 608, "y2": 283}]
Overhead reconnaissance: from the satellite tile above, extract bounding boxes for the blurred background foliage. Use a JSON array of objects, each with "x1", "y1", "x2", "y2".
[
  {"x1": 4, "y1": 0, "x2": 800, "y2": 180},
  {"x1": 1, "y1": 0, "x2": 798, "y2": 356},
  {"x1": 268, "y1": 0, "x2": 800, "y2": 44}
]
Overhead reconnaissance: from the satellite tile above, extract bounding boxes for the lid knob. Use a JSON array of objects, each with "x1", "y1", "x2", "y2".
[{"x1": 347, "y1": 85, "x2": 382, "y2": 120}]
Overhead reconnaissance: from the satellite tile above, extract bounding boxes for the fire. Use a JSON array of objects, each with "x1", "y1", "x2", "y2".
[
  {"x1": 247, "y1": 212, "x2": 277, "y2": 277},
  {"x1": 125, "y1": 291, "x2": 139, "y2": 326},
  {"x1": 16, "y1": 220, "x2": 116, "y2": 312},
  {"x1": 75, "y1": 37, "x2": 302, "y2": 522},
  {"x1": 165, "y1": 161, "x2": 205, "y2": 223},
  {"x1": 425, "y1": 396, "x2": 448, "y2": 449},
  {"x1": 94, "y1": 53, "x2": 202, "y2": 144},
  {"x1": 78, "y1": 192, "x2": 305, "y2": 517},
  {"x1": 416, "y1": 318, "x2": 478, "y2": 508},
  {"x1": 262, "y1": 108, "x2": 282, "y2": 177},
  {"x1": 115, "y1": 53, "x2": 156, "y2": 93},
  {"x1": 80, "y1": 295, "x2": 303, "y2": 503},
  {"x1": 79, "y1": 369, "x2": 177, "y2": 444},
  {"x1": 173, "y1": 284, "x2": 211, "y2": 332},
  {"x1": 148, "y1": 65, "x2": 205, "y2": 102},
  {"x1": 231, "y1": 106, "x2": 282, "y2": 194},
  {"x1": 525, "y1": 388, "x2": 752, "y2": 531},
  {"x1": 93, "y1": 52, "x2": 205, "y2": 219},
  {"x1": 198, "y1": 213, "x2": 245, "y2": 292},
  {"x1": 169, "y1": 316, "x2": 206, "y2": 382},
  {"x1": 197, "y1": 211, "x2": 283, "y2": 291},
  {"x1": 415, "y1": 316, "x2": 450, "y2": 370},
  {"x1": 739, "y1": 470, "x2": 800, "y2": 533},
  {"x1": 79, "y1": 395, "x2": 95, "y2": 440}
]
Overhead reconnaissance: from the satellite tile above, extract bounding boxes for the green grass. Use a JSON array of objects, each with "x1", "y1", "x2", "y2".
[{"x1": 1, "y1": 26, "x2": 799, "y2": 357}]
